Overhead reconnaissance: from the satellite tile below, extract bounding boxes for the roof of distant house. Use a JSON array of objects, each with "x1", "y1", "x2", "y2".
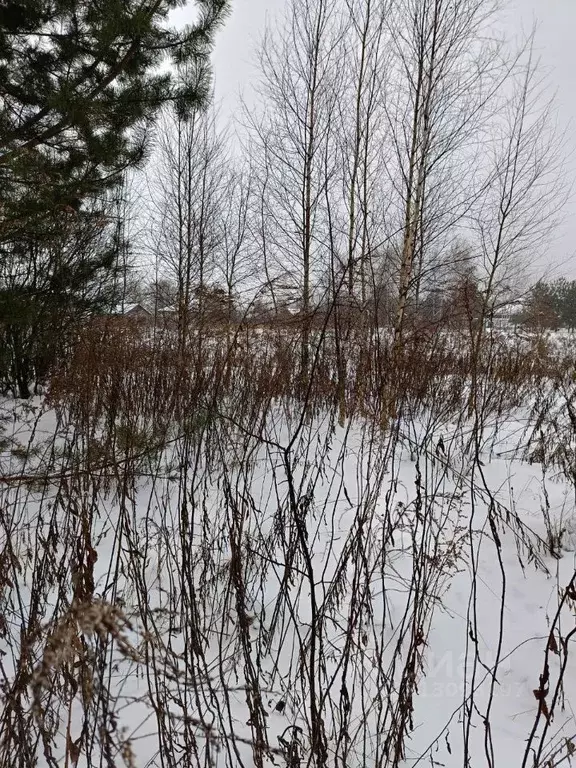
[
  {"x1": 494, "y1": 302, "x2": 525, "y2": 316},
  {"x1": 113, "y1": 303, "x2": 151, "y2": 315}
]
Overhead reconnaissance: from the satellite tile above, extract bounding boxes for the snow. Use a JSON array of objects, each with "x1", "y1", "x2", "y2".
[{"x1": 1, "y1": 390, "x2": 576, "y2": 767}]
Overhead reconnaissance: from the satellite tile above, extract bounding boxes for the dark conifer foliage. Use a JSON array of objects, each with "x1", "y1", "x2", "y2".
[
  {"x1": 0, "y1": 0, "x2": 228, "y2": 396},
  {"x1": 0, "y1": 0, "x2": 228, "y2": 233}
]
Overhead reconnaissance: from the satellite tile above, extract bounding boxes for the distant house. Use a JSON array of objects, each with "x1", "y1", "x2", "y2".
[
  {"x1": 115, "y1": 303, "x2": 151, "y2": 318},
  {"x1": 109, "y1": 303, "x2": 153, "y2": 323},
  {"x1": 491, "y1": 302, "x2": 524, "y2": 330},
  {"x1": 156, "y1": 305, "x2": 177, "y2": 316},
  {"x1": 154, "y1": 305, "x2": 178, "y2": 329}
]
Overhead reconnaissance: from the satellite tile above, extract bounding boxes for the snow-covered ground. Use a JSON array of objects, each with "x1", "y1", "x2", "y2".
[{"x1": 0, "y1": 393, "x2": 575, "y2": 767}]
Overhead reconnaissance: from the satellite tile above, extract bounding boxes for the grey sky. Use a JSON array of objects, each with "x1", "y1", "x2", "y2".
[
  {"x1": 190, "y1": 0, "x2": 576, "y2": 279},
  {"x1": 509, "y1": 0, "x2": 576, "y2": 277}
]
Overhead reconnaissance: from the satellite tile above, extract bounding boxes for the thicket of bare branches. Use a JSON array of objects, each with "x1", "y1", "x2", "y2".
[{"x1": 0, "y1": 0, "x2": 573, "y2": 767}]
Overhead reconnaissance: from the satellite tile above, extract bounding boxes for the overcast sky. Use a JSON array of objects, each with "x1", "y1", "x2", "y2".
[{"x1": 199, "y1": 0, "x2": 576, "y2": 278}]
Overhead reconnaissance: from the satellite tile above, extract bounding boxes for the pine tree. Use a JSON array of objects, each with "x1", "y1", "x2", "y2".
[
  {"x1": 518, "y1": 282, "x2": 559, "y2": 330},
  {"x1": 0, "y1": 198, "x2": 124, "y2": 397},
  {"x1": 0, "y1": 0, "x2": 229, "y2": 396},
  {"x1": 443, "y1": 266, "x2": 483, "y2": 331},
  {"x1": 0, "y1": 0, "x2": 228, "y2": 236},
  {"x1": 520, "y1": 279, "x2": 576, "y2": 330}
]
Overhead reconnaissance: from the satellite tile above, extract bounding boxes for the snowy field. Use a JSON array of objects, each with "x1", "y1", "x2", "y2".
[{"x1": 0, "y1": 382, "x2": 575, "y2": 768}]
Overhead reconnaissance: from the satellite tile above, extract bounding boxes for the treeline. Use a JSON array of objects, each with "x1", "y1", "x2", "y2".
[
  {"x1": 516, "y1": 279, "x2": 576, "y2": 330},
  {"x1": 0, "y1": 0, "x2": 566, "y2": 398},
  {"x1": 128, "y1": 259, "x2": 486, "y2": 333}
]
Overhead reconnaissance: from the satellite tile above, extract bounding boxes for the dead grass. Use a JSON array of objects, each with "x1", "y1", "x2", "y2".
[{"x1": 0, "y1": 319, "x2": 573, "y2": 767}]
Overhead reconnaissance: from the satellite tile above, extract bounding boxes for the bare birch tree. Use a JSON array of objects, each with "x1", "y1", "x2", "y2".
[
  {"x1": 466, "y1": 39, "x2": 565, "y2": 415},
  {"x1": 149, "y1": 103, "x2": 227, "y2": 352},
  {"x1": 248, "y1": 0, "x2": 342, "y2": 384},
  {"x1": 384, "y1": 0, "x2": 505, "y2": 353},
  {"x1": 325, "y1": 0, "x2": 395, "y2": 420},
  {"x1": 336, "y1": 0, "x2": 391, "y2": 310}
]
